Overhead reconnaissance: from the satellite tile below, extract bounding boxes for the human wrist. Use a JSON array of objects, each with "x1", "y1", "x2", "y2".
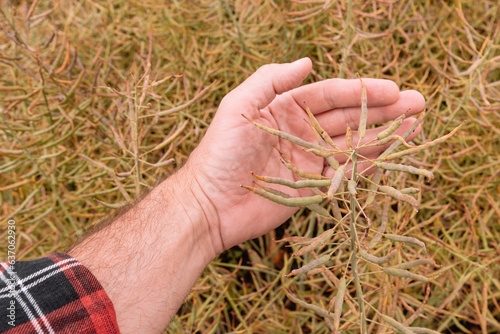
[{"x1": 158, "y1": 161, "x2": 223, "y2": 260}]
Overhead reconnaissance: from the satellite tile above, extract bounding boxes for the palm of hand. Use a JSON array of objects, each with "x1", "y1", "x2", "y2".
[{"x1": 190, "y1": 93, "x2": 322, "y2": 250}]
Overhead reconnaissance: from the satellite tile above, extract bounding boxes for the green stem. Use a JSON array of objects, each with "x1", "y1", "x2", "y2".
[
  {"x1": 339, "y1": 0, "x2": 353, "y2": 79},
  {"x1": 349, "y1": 150, "x2": 367, "y2": 333}
]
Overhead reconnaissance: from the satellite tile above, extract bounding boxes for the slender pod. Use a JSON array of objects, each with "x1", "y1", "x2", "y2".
[
  {"x1": 409, "y1": 327, "x2": 441, "y2": 334},
  {"x1": 384, "y1": 234, "x2": 426, "y2": 252},
  {"x1": 242, "y1": 114, "x2": 324, "y2": 150},
  {"x1": 347, "y1": 179, "x2": 357, "y2": 196},
  {"x1": 304, "y1": 104, "x2": 340, "y2": 149},
  {"x1": 346, "y1": 125, "x2": 353, "y2": 149},
  {"x1": 381, "y1": 315, "x2": 415, "y2": 334},
  {"x1": 382, "y1": 267, "x2": 430, "y2": 283},
  {"x1": 384, "y1": 121, "x2": 466, "y2": 161},
  {"x1": 328, "y1": 164, "x2": 346, "y2": 201},
  {"x1": 357, "y1": 75, "x2": 368, "y2": 140},
  {"x1": 308, "y1": 121, "x2": 327, "y2": 147},
  {"x1": 378, "y1": 185, "x2": 419, "y2": 211},
  {"x1": 256, "y1": 184, "x2": 291, "y2": 198},
  {"x1": 306, "y1": 121, "x2": 340, "y2": 170},
  {"x1": 241, "y1": 186, "x2": 323, "y2": 207},
  {"x1": 368, "y1": 197, "x2": 390, "y2": 248},
  {"x1": 304, "y1": 148, "x2": 335, "y2": 158},
  {"x1": 251, "y1": 172, "x2": 331, "y2": 189},
  {"x1": 307, "y1": 122, "x2": 340, "y2": 170},
  {"x1": 283, "y1": 289, "x2": 335, "y2": 320},
  {"x1": 286, "y1": 254, "x2": 331, "y2": 277},
  {"x1": 377, "y1": 134, "x2": 414, "y2": 147},
  {"x1": 280, "y1": 155, "x2": 326, "y2": 180},
  {"x1": 307, "y1": 267, "x2": 327, "y2": 276},
  {"x1": 393, "y1": 259, "x2": 436, "y2": 270},
  {"x1": 359, "y1": 248, "x2": 398, "y2": 264},
  {"x1": 333, "y1": 276, "x2": 347, "y2": 332},
  {"x1": 376, "y1": 162, "x2": 434, "y2": 180},
  {"x1": 330, "y1": 198, "x2": 343, "y2": 221},
  {"x1": 380, "y1": 111, "x2": 426, "y2": 159},
  {"x1": 326, "y1": 156, "x2": 340, "y2": 170},
  {"x1": 400, "y1": 187, "x2": 420, "y2": 195},
  {"x1": 295, "y1": 229, "x2": 335, "y2": 257},
  {"x1": 308, "y1": 204, "x2": 334, "y2": 219},
  {"x1": 376, "y1": 111, "x2": 407, "y2": 140},
  {"x1": 257, "y1": 184, "x2": 330, "y2": 217},
  {"x1": 274, "y1": 236, "x2": 312, "y2": 245}
]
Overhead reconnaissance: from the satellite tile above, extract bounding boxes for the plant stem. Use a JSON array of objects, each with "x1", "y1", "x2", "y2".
[
  {"x1": 339, "y1": 0, "x2": 353, "y2": 79},
  {"x1": 349, "y1": 150, "x2": 367, "y2": 333}
]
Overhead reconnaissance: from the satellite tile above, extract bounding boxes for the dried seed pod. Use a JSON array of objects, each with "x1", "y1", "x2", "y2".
[
  {"x1": 241, "y1": 186, "x2": 323, "y2": 207},
  {"x1": 326, "y1": 156, "x2": 340, "y2": 170},
  {"x1": 256, "y1": 184, "x2": 292, "y2": 198},
  {"x1": 376, "y1": 112, "x2": 407, "y2": 140},
  {"x1": 409, "y1": 327, "x2": 441, "y2": 334},
  {"x1": 295, "y1": 229, "x2": 334, "y2": 257},
  {"x1": 284, "y1": 289, "x2": 335, "y2": 320},
  {"x1": 384, "y1": 121, "x2": 466, "y2": 161},
  {"x1": 327, "y1": 165, "x2": 346, "y2": 201},
  {"x1": 307, "y1": 122, "x2": 340, "y2": 170},
  {"x1": 251, "y1": 172, "x2": 331, "y2": 189},
  {"x1": 359, "y1": 248, "x2": 398, "y2": 264},
  {"x1": 376, "y1": 162, "x2": 434, "y2": 180},
  {"x1": 333, "y1": 276, "x2": 347, "y2": 332},
  {"x1": 304, "y1": 147, "x2": 335, "y2": 158},
  {"x1": 378, "y1": 185, "x2": 419, "y2": 211},
  {"x1": 304, "y1": 104, "x2": 339, "y2": 149},
  {"x1": 307, "y1": 123, "x2": 336, "y2": 168},
  {"x1": 280, "y1": 155, "x2": 326, "y2": 180},
  {"x1": 380, "y1": 111, "x2": 426, "y2": 159},
  {"x1": 242, "y1": 114, "x2": 324, "y2": 150},
  {"x1": 393, "y1": 259, "x2": 436, "y2": 270},
  {"x1": 308, "y1": 204, "x2": 333, "y2": 219},
  {"x1": 357, "y1": 75, "x2": 368, "y2": 140},
  {"x1": 384, "y1": 234, "x2": 427, "y2": 252},
  {"x1": 347, "y1": 179, "x2": 357, "y2": 196},
  {"x1": 381, "y1": 314, "x2": 415, "y2": 334},
  {"x1": 247, "y1": 249, "x2": 263, "y2": 266},
  {"x1": 274, "y1": 236, "x2": 311, "y2": 245},
  {"x1": 346, "y1": 125, "x2": 353, "y2": 149},
  {"x1": 377, "y1": 134, "x2": 414, "y2": 147},
  {"x1": 382, "y1": 267, "x2": 430, "y2": 283},
  {"x1": 330, "y1": 198, "x2": 343, "y2": 221},
  {"x1": 257, "y1": 184, "x2": 330, "y2": 218},
  {"x1": 400, "y1": 187, "x2": 420, "y2": 195},
  {"x1": 368, "y1": 197, "x2": 390, "y2": 248},
  {"x1": 286, "y1": 254, "x2": 331, "y2": 277},
  {"x1": 307, "y1": 267, "x2": 327, "y2": 276}
]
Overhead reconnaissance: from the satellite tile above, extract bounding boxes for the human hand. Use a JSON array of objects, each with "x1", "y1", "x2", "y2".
[{"x1": 183, "y1": 58, "x2": 425, "y2": 254}]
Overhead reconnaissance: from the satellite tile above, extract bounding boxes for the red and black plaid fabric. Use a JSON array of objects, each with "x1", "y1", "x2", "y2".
[{"x1": 0, "y1": 253, "x2": 120, "y2": 333}]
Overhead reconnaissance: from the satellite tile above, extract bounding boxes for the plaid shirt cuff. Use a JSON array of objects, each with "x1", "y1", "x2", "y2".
[{"x1": 0, "y1": 253, "x2": 120, "y2": 333}]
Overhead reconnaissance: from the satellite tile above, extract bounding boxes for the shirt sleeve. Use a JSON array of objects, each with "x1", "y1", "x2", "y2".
[{"x1": 0, "y1": 253, "x2": 120, "y2": 334}]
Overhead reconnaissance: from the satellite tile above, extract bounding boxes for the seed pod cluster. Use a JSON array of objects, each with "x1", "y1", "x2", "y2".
[{"x1": 240, "y1": 76, "x2": 460, "y2": 333}]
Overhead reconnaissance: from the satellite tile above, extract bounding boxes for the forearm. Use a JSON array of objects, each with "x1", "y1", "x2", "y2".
[{"x1": 68, "y1": 165, "x2": 218, "y2": 333}]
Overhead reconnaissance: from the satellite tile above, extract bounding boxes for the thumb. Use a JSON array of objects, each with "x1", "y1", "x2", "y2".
[{"x1": 225, "y1": 58, "x2": 312, "y2": 112}]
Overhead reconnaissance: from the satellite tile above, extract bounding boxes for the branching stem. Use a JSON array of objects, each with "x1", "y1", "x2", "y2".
[{"x1": 348, "y1": 149, "x2": 367, "y2": 333}]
